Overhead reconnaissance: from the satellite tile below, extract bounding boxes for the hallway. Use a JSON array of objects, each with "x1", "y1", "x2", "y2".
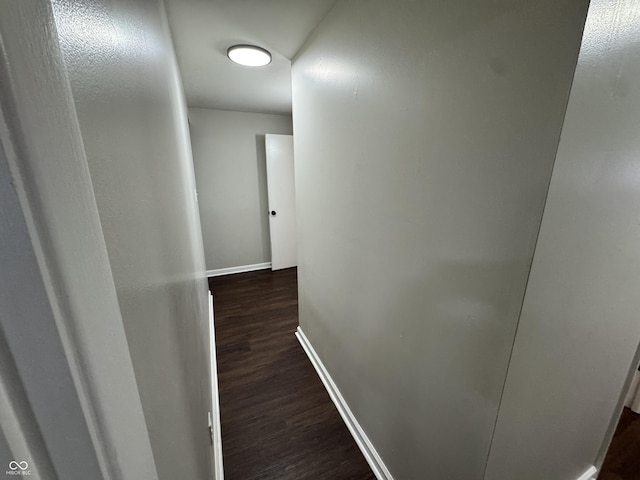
[
  {"x1": 2, "y1": 0, "x2": 640, "y2": 478},
  {"x1": 209, "y1": 269, "x2": 375, "y2": 479}
]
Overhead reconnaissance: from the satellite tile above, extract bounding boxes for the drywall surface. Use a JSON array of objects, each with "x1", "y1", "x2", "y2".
[
  {"x1": 484, "y1": 1, "x2": 640, "y2": 478},
  {"x1": 0, "y1": 1, "x2": 157, "y2": 477},
  {"x1": 0, "y1": 429, "x2": 10, "y2": 476},
  {"x1": 0, "y1": 142, "x2": 90, "y2": 480},
  {"x1": 189, "y1": 108, "x2": 293, "y2": 271},
  {"x1": 52, "y1": 1, "x2": 212, "y2": 479},
  {"x1": 291, "y1": 1, "x2": 588, "y2": 478}
]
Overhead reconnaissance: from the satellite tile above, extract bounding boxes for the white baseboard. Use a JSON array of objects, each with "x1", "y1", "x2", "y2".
[
  {"x1": 576, "y1": 466, "x2": 597, "y2": 480},
  {"x1": 296, "y1": 325, "x2": 598, "y2": 480},
  {"x1": 208, "y1": 292, "x2": 224, "y2": 480},
  {"x1": 207, "y1": 262, "x2": 271, "y2": 277},
  {"x1": 295, "y1": 327, "x2": 394, "y2": 480}
]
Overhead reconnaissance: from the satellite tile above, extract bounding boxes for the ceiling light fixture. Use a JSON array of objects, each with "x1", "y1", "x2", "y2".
[{"x1": 227, "y1": 45, "x2": 272, "y2": 67}]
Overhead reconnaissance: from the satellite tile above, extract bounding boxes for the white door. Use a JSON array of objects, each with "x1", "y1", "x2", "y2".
[{"x1": 265, "y1": 134, "x2": 297, "y2": 270}]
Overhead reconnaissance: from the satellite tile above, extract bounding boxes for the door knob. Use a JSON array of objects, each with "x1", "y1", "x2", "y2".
[{"x1": 270, "y1": 210, "x2": 277, "y2": 216}]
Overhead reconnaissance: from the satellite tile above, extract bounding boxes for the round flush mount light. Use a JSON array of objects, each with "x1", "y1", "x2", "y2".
[{"x1": 227, "y1": 45, "x2": 272, "y2": 67}]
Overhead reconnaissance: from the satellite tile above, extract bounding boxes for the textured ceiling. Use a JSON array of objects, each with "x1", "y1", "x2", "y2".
[{"x1": 164, "y1": 0, "x2": 336, "y2": 115}]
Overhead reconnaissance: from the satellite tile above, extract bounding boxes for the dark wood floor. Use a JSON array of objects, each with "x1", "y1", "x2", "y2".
[
  {"x1": 600, "y1": 407, "x2": 640, "y2": 480},
  {"x1": 209, "y1": 268, "x2": 376, "y2": 480}
]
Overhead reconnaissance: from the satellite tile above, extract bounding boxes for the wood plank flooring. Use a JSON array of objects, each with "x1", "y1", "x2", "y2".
[
  {"x1": 209, "y1": 268, "x2": 376, "y2": 480},
  {"x1": 600, "y1": 407, "x2": 640, "y2": 480}
]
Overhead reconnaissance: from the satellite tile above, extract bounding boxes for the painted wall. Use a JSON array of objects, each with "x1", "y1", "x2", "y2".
[
  {"x1": 291, "y1": 1, "x2": 588, "y2": 478},
  {"x1": 51, "y1": 1, "x2": 212, "y2": 479},
  {"x1": 189, "y1": 108, "x2": 293, "y2": 271},
  {"x1": 0, "y1": 1, "x2": 158, "y2": 477},
  {"x1": 0, "y1": 142, "x2": 97, "y2": 480},
  {"x1": 485, "y1": 1, "x2": 640, "y2": 478}
]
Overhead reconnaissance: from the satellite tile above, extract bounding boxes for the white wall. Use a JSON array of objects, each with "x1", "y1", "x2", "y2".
[
  {"x1": 291, "y1": 1, "x2": 588, "y2": 478},
  {"x1": 485, "y1": 1, "x2": 640, "y2": 478},
  {"x1": 0, "y1": 0, "x2": 159, "y2": 477},
  {"x1": 0, "y1": 140, "x2": 99, "y2": 480},
  {"x1": 51, "y1": 1, "x2": 213, "y2": 479},
  {"x1": 189, "y1": 108, "x2": 293, "y2": 271}
]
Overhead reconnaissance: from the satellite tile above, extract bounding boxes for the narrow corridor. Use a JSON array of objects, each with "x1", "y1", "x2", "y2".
[{"x1": 209, "y1": 268, "x2": 375, "y2": 479}]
